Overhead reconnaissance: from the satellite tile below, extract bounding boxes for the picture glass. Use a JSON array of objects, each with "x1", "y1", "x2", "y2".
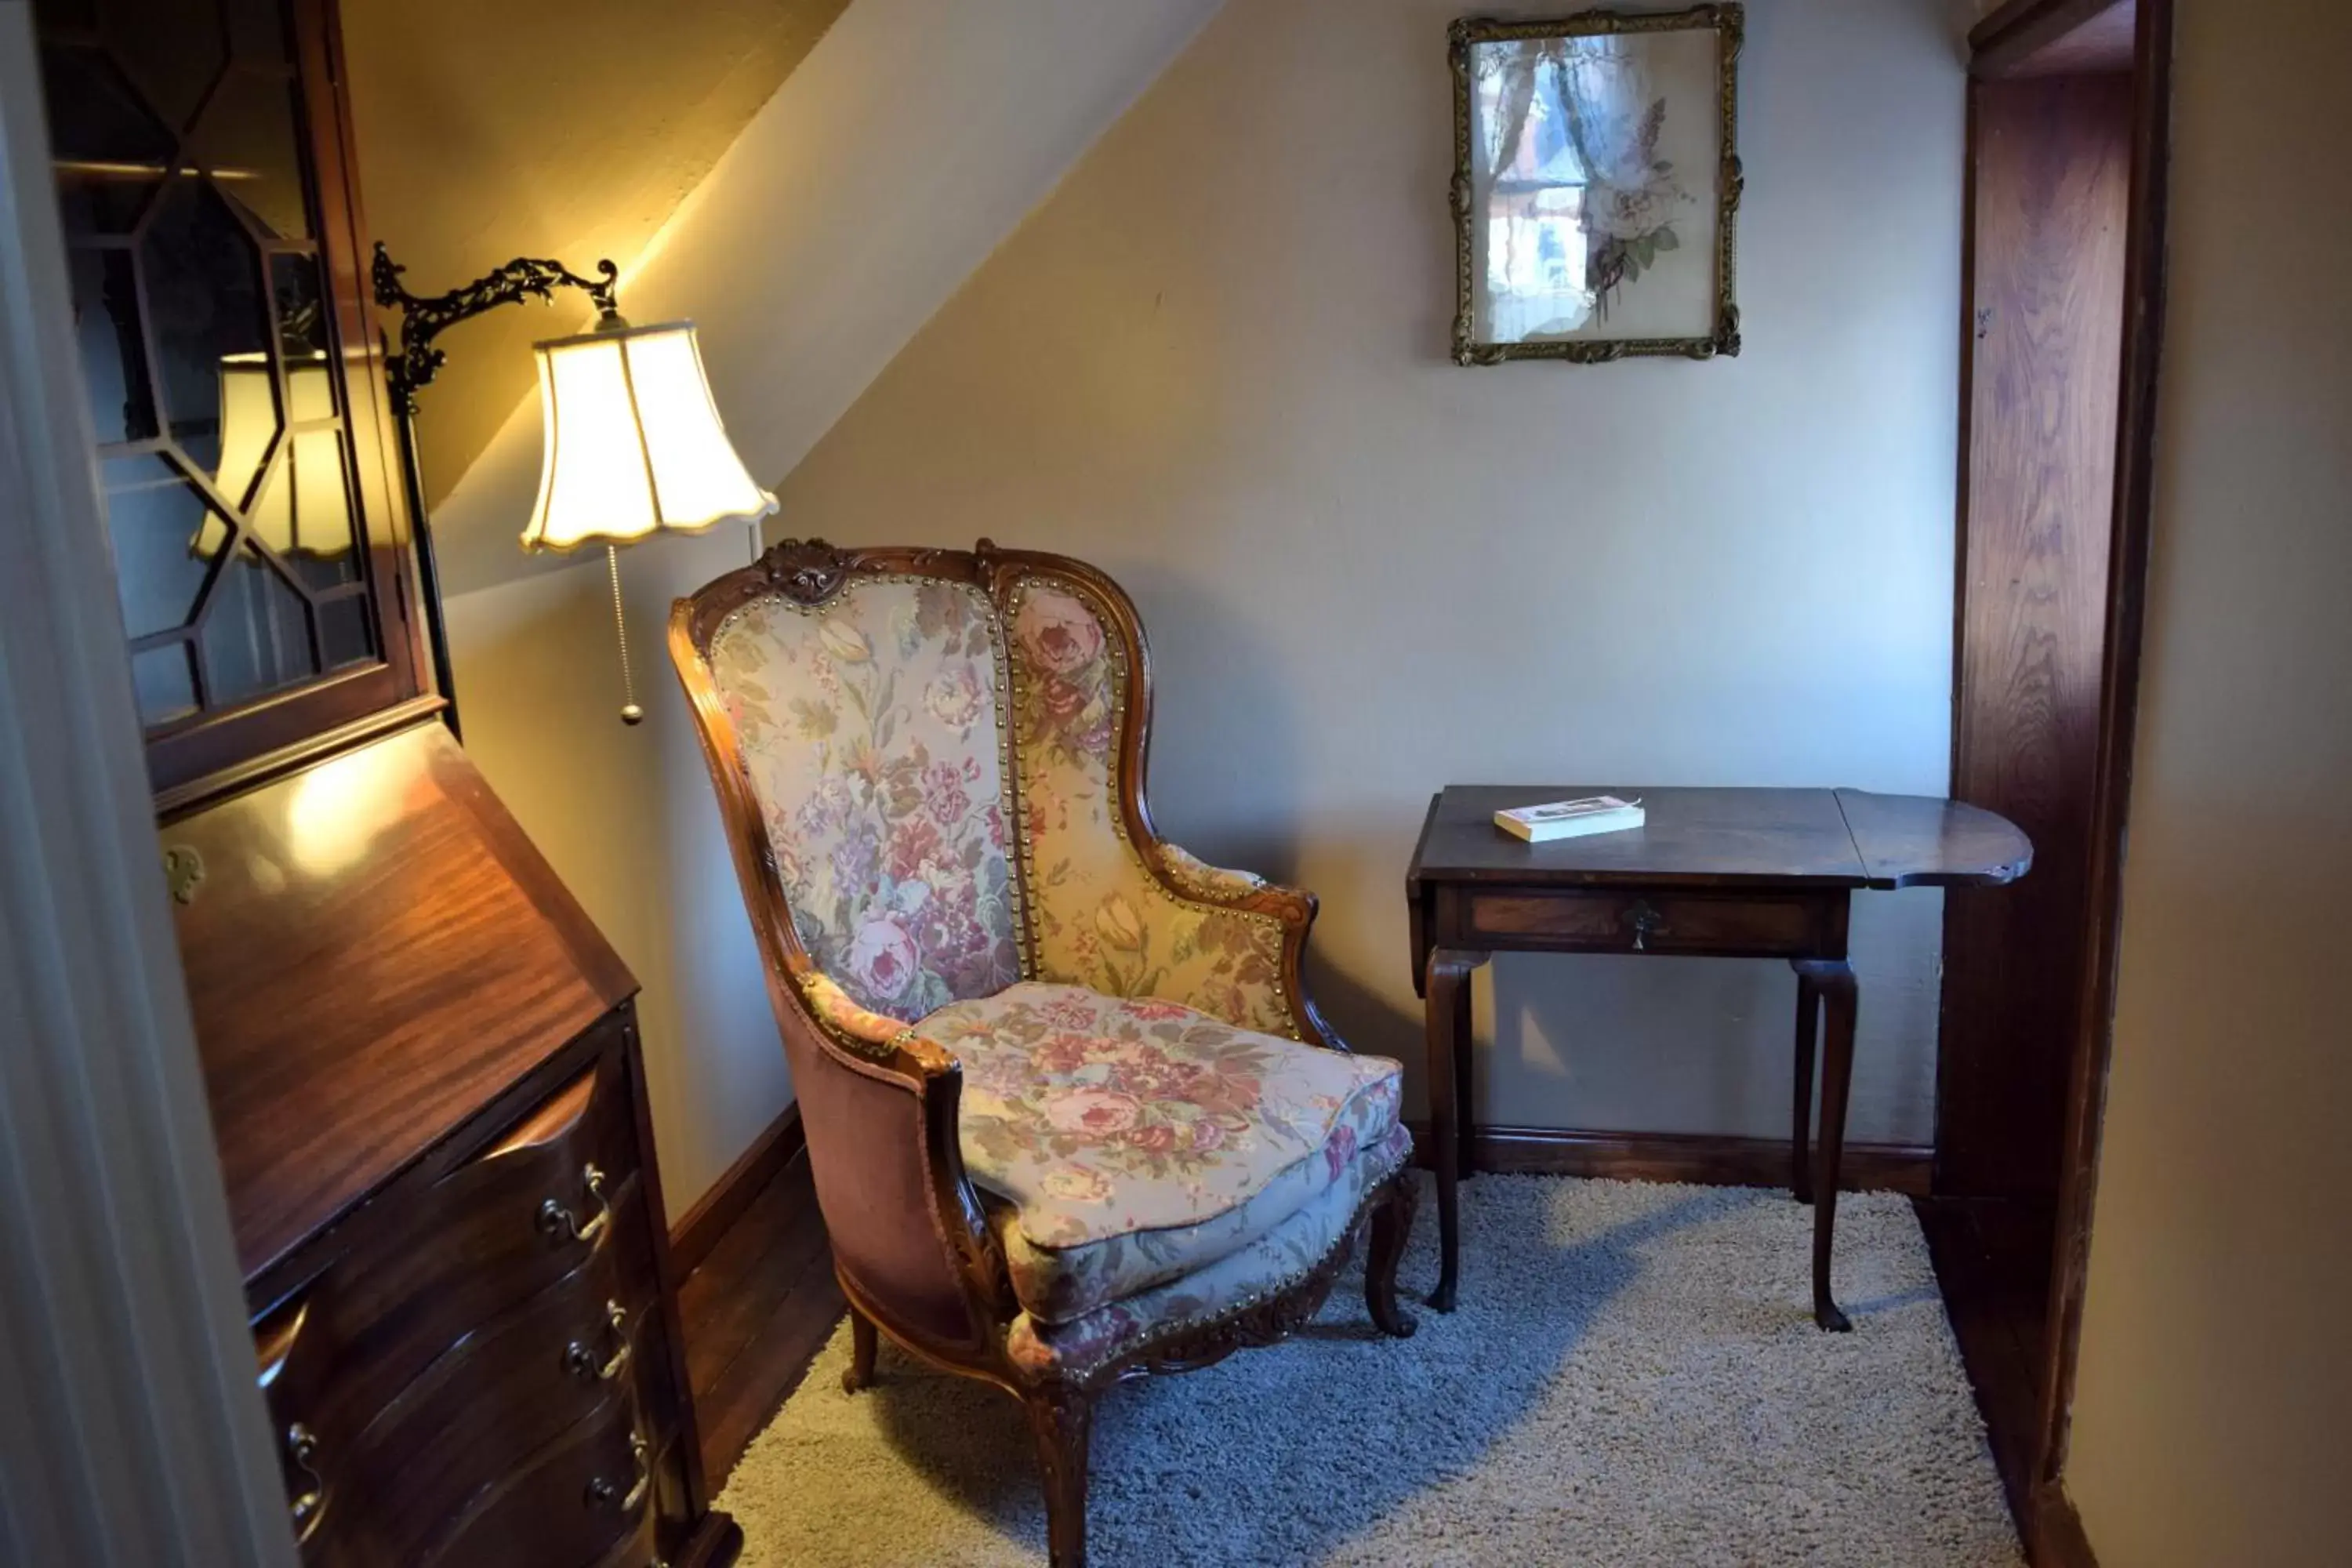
[{"x1": 1462, "y1": 22, "x2": 1728, "y2": 350}]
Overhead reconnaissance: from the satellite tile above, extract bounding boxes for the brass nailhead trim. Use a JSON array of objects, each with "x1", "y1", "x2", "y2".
[{"x1": 1007, "y1": 573, "x2": 1289, "y2": 950}]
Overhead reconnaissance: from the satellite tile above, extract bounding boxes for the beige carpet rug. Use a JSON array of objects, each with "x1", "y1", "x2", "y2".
[{"x1": 717, "y1": 1173, "x2": 2020, "y2": 1566}]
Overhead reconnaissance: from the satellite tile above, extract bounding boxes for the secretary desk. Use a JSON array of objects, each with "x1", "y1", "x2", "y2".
[{"x1": 38, "y1": 0, "x2": 736, "y2": 1559}]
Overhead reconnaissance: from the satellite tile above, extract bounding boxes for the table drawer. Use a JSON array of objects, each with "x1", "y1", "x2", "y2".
[{"x1": 1459, "y1": 887, "x2": 1830, "y2": 956}]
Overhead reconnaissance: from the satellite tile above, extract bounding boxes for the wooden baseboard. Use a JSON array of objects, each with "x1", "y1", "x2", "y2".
[
  {"x1": 1406, "y1": 1122, "x2": 1934, "y2": 1196},
  {"x1": 2027, "y1": 1481, "x2": 2098, "y2": 1568},
  {"x1": 670, "y1": 1102, "x2": 806, "y2": 1278},
  {"x1": 670, "y1": 1109, "x2": 1928, "y2": 1274}
]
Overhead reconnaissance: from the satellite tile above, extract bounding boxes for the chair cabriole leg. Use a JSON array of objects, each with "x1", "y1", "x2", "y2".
[
  {"x1": 1364, "y1": 1172, "x2": 1420, "y2": 1338},
  {"x1": 1022, "y1": 1381, "x2": 1094, "y2": 1568},
  {"x1": 842, "y1": 1304, "x2": 878, "y2": 1393}
]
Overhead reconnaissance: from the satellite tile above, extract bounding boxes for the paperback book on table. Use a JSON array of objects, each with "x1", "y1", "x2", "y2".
[{"x1": 1494, "y1": 795, "x2": 1646, "y2": 844}]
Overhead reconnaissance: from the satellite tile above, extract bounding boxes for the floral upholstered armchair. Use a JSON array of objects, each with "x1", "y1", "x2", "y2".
[{"x1": 670, "y1": 539, "x2": 1416, "y2": 1567}]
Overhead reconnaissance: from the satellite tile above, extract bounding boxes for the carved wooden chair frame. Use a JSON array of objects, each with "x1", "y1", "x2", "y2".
[{"x1": 669, "y1": 537, "x2": 1417, "y2": 1567}]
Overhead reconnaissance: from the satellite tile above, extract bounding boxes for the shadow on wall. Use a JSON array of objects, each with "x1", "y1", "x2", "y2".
[
  {"x1": 439, "y1": 534, "x2": 793, "y2": 1219},
  {"x1": 1105, "y1": 560, "x2": 1941, "y2": 1142},
  {"x1": 1117, "y1": 561, "x2": 1311, "y2": 876},
  {"x1": 1300, "y1": 907, "x2": 1941, "y2": 1140},
  {"x1": 637, "y1": 525, "x2": 802, "y2": 1192},
  {"x1": 1108, "y1": 564, "x2": 1435, "y2": 1081}
]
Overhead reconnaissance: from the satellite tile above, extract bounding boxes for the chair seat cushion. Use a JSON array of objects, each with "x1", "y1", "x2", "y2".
[
  {"x1": 1006, "y1": 1123, "x2": 1414, "y2": 1381},
  {"x1": 916, "y1": 982, "x2": 1403, "y2": 1324}
]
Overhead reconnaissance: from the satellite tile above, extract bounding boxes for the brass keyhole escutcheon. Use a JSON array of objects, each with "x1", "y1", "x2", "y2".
[
  {"x1": 1625, "y1": 900, "x2": 1669, "y2": 951},
  {"x1": 162, "y1": 844, "x2": 205, "y2": 906}
]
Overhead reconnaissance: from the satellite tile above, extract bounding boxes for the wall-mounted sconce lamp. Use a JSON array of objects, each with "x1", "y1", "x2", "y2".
[{"x1": 373, "y1": 245, "x2": 776, "y2": 728}]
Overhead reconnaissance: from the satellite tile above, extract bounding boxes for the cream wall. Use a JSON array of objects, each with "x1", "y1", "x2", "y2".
[
  {"x1": 430, "y1": 0, "x2": 1228, "y2": 1215},
  {"x1": 439, "y1": 553, "x2": 782, "y2": 1224},
  {"x1": 2064, "y1": 1, "x2": 2352, "y2": 1560},
  {"x1": 773, "y1": 0, "x2": 1965, "y2": 1141}
]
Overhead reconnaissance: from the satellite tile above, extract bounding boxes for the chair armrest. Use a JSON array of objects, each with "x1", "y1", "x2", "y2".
[
  {"x1": 1154, "y1": 843, "x2": 1269, "y2": 903},
  {"x1": 798, "y1": 971, "x2": 924, "y2": 1047},
  {"x1": 783, "y1": 971, "x2": 1013, "y2": 1354},
  {"x1": 1133, "y1": 842, "x2": 1345, "y2": 1051}
]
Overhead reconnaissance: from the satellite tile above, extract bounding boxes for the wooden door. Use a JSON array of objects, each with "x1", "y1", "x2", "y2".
[
  {"x1": 1941, "y1": 73, "x2": 2132, "y2": 1203},
  {"x1": 1929, "y1": 0, "x2": 2173, "y2": 1549}
]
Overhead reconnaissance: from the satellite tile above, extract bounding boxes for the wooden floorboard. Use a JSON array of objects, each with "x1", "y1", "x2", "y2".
[
  {"x1": 679, "y1": 1148, "x2": 845, "y2": 1491},
  {"x1": 671, "y1": 1105, "x2": 804, "y2": 1279}
]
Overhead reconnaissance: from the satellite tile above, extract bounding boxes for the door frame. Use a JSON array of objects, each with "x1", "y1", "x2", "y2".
[
  {"x1": 1955, "y1": 0, "x2": 2176, "y2": 1555},
  {"x1": 2026, "y1": 0, "x2": 2173, "y2": 1515}
]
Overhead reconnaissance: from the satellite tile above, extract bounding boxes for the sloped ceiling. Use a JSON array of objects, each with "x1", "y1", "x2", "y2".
[
  {"x1": 426, "y1": 0, "x2": 1227, "y2": 596},
  {"x1": 342, "y1": 0, "x2": 851, "y2": 503}
]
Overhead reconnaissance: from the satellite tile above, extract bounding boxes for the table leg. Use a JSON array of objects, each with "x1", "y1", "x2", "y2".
[
  {"x1": 1790, "y1": 967, "x2": 1820, "y2": 1205},
  {"x1": 1794, "y1": 958, "x2": 1858, "y2": 1332},
  {"x1": 1423, "y1": 948, "x2": 1486, "y2": 1314},
  {"x1": 1452, "y1": 971, "x2": 1475, "y2": 1182}
]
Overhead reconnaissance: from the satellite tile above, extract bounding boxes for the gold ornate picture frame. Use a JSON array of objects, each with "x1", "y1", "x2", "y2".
[{"x1": 1450, "y1": 5, "x2": 1744, "y2": 364}]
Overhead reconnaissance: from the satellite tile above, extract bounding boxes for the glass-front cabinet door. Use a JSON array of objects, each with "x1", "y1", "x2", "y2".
[{"x1": 37, "y1": 0, "x2": 434, "y2": 813}]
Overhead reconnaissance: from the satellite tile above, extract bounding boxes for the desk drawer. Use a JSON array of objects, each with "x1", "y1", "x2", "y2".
[
  {"x1": 434, "y1": 1394, "x2": 658, "y2": 1568},
  {"x1": 1460, "y1": 887, "x2": 1831, "y2": 956},
  {"x1": 263, "y1": 1043, "x2": 638, "y2": 1419},
  {"x1": 296, "y1": 1210, "x2": 652, "y2": 1566},
  {"x1": 259, "y1": 1036, "x2": 650, "y2": 1562}
]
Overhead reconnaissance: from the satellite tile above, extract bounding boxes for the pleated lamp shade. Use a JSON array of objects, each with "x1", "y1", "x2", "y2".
[{"x1": 520, "y1": 317, "x2": 776, "y2": 553}]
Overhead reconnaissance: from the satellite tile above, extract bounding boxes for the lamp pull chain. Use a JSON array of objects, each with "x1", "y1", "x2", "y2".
[{"x1": 607, "y1": 545, "x2": 644, "y2": 726}]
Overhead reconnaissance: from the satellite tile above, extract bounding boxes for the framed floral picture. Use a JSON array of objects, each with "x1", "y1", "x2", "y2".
[{"x1": 1450, "y1": 5, "x2": 1744, "y2": 364}]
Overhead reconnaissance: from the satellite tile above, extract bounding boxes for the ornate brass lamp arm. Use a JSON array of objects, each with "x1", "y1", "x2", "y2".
[
  {"x1": 370, "y1": 242, "x2": 621, "y2": 412},
  {"x1": 365, "y1": 241, "x2": 622, "y2": 738}
]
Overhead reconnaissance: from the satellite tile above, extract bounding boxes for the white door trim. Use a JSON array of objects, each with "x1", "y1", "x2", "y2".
[{"x1": 0, "y1": 2, "x2": 299, "y2": 1562}]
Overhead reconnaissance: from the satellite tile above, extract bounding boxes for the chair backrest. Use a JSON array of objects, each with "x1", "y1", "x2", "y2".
[
  {"x1": 672, "y1": 539, "x2": 1321, "y2": 1352},
  {"x1": 689, "y1": 560, "x2": 1023, "y2": 1021},
  {"x1": 672, "y1": 537, "x2": 1295, "y2": 1039}
]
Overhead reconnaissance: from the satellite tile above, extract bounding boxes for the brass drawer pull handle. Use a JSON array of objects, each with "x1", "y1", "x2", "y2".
[
  {"x1": 286, "y1": 1422, "x2": 326, "y2": 1544},
  {"x1": 537, "y1": 1163, "x2": 612, "y2": 1246},
  {"x1": 1624, "y1": 900, "x2": 1670, "y2": 951},
  {"x1": 586, "y1": 1432, "x2": 652, "y2": 1515},
  {"x1": 564, "y1": 1299, "x2": 633, "y2": 1383}
]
